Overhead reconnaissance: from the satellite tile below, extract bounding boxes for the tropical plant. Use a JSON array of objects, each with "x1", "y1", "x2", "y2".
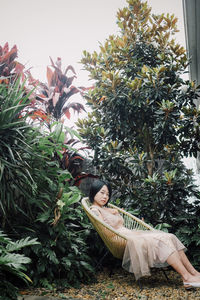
[
  {"x1": 0, "y1": 74, "x2": 95, "y2": 287},
  {"x1": 0, "y1": 230, "x2": 39, "y2": 300},
  {"x1": 77, "y1": 0, "x2": 200, "y2": 264},
  {"x1": 18, "y1": 122, "x2": 95, "y2": 286},
  {"x1": 26, "y1": 57, "x2": 85, "y2": 123},
  {"x1": 0, "y1": 43, "x2": 89, "y2": 186},
  {"x1": 0, "y1": 77, "x2": 38, "y2": 219},
  {"x1": 0, "y1": 42, "x2": 24, "y2": 84},
  {"x1": 25, "y1": 56, "x2": 93, "y2": 187}
]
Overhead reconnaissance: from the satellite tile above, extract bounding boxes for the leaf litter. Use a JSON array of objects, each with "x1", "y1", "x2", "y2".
[{"x1": 20, "y1": 267, "x2": 200, "y2": 299}]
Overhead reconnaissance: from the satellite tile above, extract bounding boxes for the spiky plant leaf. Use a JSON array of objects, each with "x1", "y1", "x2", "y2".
[
  {"x1": 0, "y1": 253, "x2": 31, "y2": 270},
  {"x1": 6, "y1": 237, "x2": 39, "y2": 252}
]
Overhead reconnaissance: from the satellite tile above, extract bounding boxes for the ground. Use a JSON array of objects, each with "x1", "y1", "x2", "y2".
[{"x1": 19, "y1": 267, "x2": 200, "y2": 300}]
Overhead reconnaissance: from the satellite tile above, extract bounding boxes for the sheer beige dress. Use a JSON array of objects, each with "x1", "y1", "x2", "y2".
[{"x1": 91, "y1": 205, "x2": 186, "y2": 280}]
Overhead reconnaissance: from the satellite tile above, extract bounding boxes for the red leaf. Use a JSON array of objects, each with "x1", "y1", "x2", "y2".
[
  {"x1": 0, "y1": 78, "x2": 9, "y2": 84},
  {"x1": 65, "y1": 102, "x2": 85, "y2": 113},
  {"x1": 64, "y1": 109, "x2": 71, "y2": 119},
  {"x1": 71, "y1": 156, "x2": 84, "y2": 161},
  {"x1": 47, "y1": 66, "x2": 54, "y2": 87},
  {"x1": 2, "y1": 42, "x2": 9, "y2": 54},
  {"x1": 66, "y1": 75, "x2": 76, "y2": 87},
  {"x1": 15, "y1": 62, "x2": 24, "y2": 74},
  {"x1": 74, "y1": 174, "x2": 99, "y2": 186},
  {"x1": 64, "y1": 65, "x2": 76, "y2": 75},
  {"x1": 55, "y1": 57, "x2": 62, "y2": 69},
  {"x1": 27, "y1": 71, "x2": 39, "y2": 87},
  {"x1": 76, "y1": 146, "x2": 91, "y2": 151},
  {"x1": 49, "y1": 56, "x2": 55, "y2": 68},
  {"x1": 1, "y1": 45, "x2": 17, "y2": 64},
  {"x1": 8, "y1": 45, "x2": 18, "y2": 62},
  {"x1": 78, "y1": 85, "x2": 94, "y2": 91},
  {"x1": 29, "y1": 110, "x2": 49, "y2": 122},
  {"x1": 52, "y1": 92, "x2": 60, "y2": 107}
]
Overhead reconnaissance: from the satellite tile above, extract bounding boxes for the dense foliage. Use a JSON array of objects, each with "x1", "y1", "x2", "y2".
[
  {"x1": 77, "y1": 0, "x2": 200, "y2": 265},
  {"x1": 0, "y1": 78, "x2": 34, "y2": 215},
  {"x1": 0, "y1": 44, "x2": 95, "y2": 295}
]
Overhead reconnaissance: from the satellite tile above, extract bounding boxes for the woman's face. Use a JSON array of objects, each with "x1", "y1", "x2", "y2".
[{"x1": 93, "y1": 185, "x2": 109, "y2": 207}]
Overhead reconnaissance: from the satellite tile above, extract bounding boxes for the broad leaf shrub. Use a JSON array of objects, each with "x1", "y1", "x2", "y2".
[
  {"x1": 77, "y1": 0, "x2": 200, "y2": 266},
  {"x1": 0, "y1": 231, "x2": 39, "y2": 300},
  {"x1": 20, "y1": 130, "x2": 95, "y2": 287},
  {"x1": 0, "y1": 77, "x2": 95, "y2": 288},
  {"x1": 175, "y1": 202, "x2": 200, "y2": 268},
  {"x1": 22, "y1": 186, "x2": 94, "y2": 287}
]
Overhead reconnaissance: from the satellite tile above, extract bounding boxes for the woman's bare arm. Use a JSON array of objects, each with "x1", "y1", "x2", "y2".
[{"x1": 90, "y1": 207, "x2": 104, "y2": 220}]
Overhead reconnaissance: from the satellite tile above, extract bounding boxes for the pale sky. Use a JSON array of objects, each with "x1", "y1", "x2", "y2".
[
  {"x1": 0, "y1": 0, "x2": 185, "y2": 122},
  {"x1": 0, "y1": 0, "x2": 184, "y2": 83}
]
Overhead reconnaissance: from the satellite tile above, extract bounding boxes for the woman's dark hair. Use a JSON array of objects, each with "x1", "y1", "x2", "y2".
[{"x1": 89, "y1": 180, "x2": 112, "y2": 203}]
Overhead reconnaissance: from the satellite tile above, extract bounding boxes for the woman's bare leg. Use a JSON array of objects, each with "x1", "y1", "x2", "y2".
[
  {"x1": 166, "y1": 251, "x2": 200, "y2": 283},
  {"x1": 178, "y1": 250, "x2": 200, "y2": 276}
]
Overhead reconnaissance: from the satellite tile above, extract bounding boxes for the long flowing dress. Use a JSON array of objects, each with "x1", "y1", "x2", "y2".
[{"x1": 90, "y1": 205, "x2": 186, "y2": 280}]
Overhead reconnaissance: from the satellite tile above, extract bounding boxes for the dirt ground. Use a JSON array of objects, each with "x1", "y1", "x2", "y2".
[{"x1": 20, "y1": 268, "x2": 200, "y2": 300}]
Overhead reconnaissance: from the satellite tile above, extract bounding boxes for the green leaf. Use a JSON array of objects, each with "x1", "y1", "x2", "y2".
[{"x1": 63, "y1": 192, "x2": 81, "y2": 206}]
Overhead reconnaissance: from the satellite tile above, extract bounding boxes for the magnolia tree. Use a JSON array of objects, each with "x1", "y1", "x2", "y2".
[{"x1": 77, "y1": 0, "x2": 200, "y2": 257}]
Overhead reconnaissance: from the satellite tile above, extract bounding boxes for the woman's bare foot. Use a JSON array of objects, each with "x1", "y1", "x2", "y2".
[
  {"x1": 194, "y1": 271, "x2": 200, "y2": 276},
  {"x1": 182, "y1": 274, "x2": 200, "y2": 284}
]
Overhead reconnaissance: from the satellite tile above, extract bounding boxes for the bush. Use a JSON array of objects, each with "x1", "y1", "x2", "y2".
[{"x1": 0, "y1": 77, "x2": 95, "y2": 288}]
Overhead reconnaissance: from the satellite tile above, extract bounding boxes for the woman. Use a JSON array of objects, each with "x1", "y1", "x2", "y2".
[{"x1": 89, "y1": 179, "x2": 200, "y2": 289}]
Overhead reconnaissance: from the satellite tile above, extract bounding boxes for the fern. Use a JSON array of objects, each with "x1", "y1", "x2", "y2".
[
  {"x1": 5, "y1": 236, "x2": 39, "y2": 252},
  {"x1": 0, "y1": 231, "x2": 11, "y2": 244},
  {"x1": 0, "y1": 230, "x2": 39, "y2": 299},
  {"x1": 0, "y1": 253, "x2": 31, "y2": 270}
]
